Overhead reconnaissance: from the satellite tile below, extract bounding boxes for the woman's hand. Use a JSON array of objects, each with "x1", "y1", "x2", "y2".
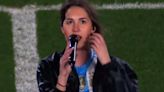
[
  {"x1": 56, "y1": 44, "x2": 73, "y2": 91},
  {"x1": 89, "y1": 33, "x2": 111, "y2": 65}
]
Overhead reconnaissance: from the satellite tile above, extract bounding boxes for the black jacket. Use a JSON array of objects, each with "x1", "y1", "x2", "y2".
[{"x1": 37, "y1": 52, "x2": 138, "y2": 92}]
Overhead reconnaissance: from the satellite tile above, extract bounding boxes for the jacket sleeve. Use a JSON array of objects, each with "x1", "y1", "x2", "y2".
[
  {"x1": 97, "y1": 56, "x2": 138, "y2": 92},
  {"x1": 36, "y1": 57, "x2": 62, "y2": 92}
]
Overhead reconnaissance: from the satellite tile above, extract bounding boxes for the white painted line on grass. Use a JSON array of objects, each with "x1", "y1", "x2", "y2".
[
  {"x1": 10, "y1": 9, "x2": 39, "y2": 92},
  {"x1": 95, "y1": 3, "x2": 164, "y2": 9},
  {"x1": 1, "y1": 3, "x2": 164, "y2": 12},
  {"x1": 36, "y1": 3, "x2": 164, "y2": 10}
]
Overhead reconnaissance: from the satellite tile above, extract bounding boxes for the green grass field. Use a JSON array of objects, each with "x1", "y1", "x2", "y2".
[
  {"x1": 0, "y1": 13, "x2": 16, "y2": 92},
  {"x1": 0, "y1": 0, "x2": 164, "y2": 92}
]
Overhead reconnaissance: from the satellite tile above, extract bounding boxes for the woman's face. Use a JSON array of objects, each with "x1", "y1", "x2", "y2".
[{"x1": 61, "y1": 6, "x2": 94, "y2": 49}]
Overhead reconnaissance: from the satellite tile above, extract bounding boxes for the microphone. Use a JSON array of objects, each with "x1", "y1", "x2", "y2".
[{"x1": 68, "y1": 34, "x2": 80, "y2": 66}]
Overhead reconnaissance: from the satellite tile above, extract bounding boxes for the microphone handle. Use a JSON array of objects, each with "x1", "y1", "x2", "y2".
[{"x1": 69, "y1": 41, "x2": 77, "y2": 66}]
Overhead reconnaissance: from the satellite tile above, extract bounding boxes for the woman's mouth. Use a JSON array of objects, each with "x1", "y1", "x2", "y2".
[{"x1": 69, "y1": 34, "x2": 81, "y2": 42}]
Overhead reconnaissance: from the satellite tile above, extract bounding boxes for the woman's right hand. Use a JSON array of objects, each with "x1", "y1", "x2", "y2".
[{"x1": 56, "y1": 44, "x2": 73, "y2": 91}]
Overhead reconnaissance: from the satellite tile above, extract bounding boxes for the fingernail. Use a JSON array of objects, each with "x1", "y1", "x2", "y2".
[{"x1": 71, "y1": 47, "x2": 74, "y2": 49}]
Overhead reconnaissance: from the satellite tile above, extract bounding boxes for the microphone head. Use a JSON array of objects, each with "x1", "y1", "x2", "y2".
[
  {"x1": 69, "y1": 34, "x2": 80, "y2": 48},
  {"x1": 68, "y1": 34, "x2": 81, "y2": 66}
]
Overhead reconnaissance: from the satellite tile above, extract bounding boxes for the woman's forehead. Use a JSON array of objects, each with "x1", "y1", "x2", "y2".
[{"x1": 65, "y1": 6, "x2": 90, "y2": 19}]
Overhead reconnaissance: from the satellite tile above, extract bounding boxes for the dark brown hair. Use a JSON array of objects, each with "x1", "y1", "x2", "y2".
[{"x1": 60, "y1": 0, "x2": 101, "y2": 33}]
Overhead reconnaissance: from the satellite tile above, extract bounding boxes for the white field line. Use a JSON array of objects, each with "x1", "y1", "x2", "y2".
[
  {"x1": 1, "y1": 3, "x2": 164, "y2": 12},
  {"x1": 95, "y1": 3, "x2": 164, "y2": 9},
  {"x1": 11, "y1": 9, "x2": 39, "y2": 92},
  {"x1": 35, "y1": 3, "x2": 164, "y2": 10}
]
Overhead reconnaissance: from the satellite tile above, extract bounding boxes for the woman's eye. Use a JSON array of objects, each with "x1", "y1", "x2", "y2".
[
  {"x1": 65, "y1": 20, "x2": 73, "y2": 25},
  {"x1": 80, "y1": 20, "x2": 87, "y2": 24}
]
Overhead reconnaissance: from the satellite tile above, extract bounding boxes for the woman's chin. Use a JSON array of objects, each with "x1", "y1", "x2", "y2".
[{"x1": 77, "y1": 44, "x2": 89, "y2": 50}]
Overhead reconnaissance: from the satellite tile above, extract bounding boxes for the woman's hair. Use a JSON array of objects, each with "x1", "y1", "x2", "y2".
[{"x1": 60, "y1": 0, "x2": 101, "y2": 33}]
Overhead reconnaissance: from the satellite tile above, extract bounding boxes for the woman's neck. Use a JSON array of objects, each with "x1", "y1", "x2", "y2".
[{"x1": 75, "y1": 47, "x2": 90, "y2": 67}]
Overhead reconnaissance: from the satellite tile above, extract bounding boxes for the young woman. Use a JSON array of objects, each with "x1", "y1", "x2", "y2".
[{"x1": 37, "y1": 0, "x2": 138, "y2": 92}]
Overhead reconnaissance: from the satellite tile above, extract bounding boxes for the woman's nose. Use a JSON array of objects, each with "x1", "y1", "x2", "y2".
[{"x1": 73, "y1": 23, "x2": 80, "y2": 32}]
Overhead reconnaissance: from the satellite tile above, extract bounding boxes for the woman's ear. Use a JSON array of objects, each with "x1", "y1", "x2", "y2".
[{"x1": 91, "y1": 26, "x2": 96, "y2": 33}]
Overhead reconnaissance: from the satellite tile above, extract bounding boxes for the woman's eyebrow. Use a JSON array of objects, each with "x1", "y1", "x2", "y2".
[
  {"x1": 65, "y1": 18, "x2": 73, "y2": 20},
  {"x1": 79, "y1": 17, "x2": 88, "y2": 20},
  {"x1": 65, "y1": 17, "x2": 89, "y2": 21}
]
